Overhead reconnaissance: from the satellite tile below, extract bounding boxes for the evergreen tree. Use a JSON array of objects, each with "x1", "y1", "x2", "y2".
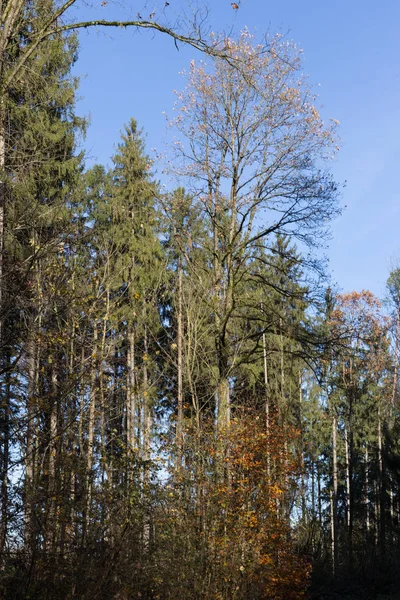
[{"x1": 0, "y1": 0, "x2": 86, "y2": 587}]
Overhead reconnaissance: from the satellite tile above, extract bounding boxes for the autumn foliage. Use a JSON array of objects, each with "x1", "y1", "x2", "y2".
[
  {"x1": 330, "y1": 290, "x2": 390, "y2": 386},
  {"x1": 151, "y1": 415, "x2": 310, "y2": 600}
]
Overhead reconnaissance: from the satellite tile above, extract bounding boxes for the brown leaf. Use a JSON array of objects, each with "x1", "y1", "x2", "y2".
[{"x1": 231, "y1": 2, "x2": 239, "y2": 9}]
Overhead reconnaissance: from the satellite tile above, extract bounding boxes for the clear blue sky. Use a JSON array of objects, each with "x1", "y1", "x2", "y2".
[{"x1": 71, "y1": 0, "x2": 400, "y2": 299}]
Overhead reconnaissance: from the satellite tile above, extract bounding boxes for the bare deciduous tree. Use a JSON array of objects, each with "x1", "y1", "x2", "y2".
[{"x1": 170, "y1": 29, "x2": 340, "y2": 428}]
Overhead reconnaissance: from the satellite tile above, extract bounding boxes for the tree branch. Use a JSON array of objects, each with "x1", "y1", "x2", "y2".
[{"x1": 1, "y1": 5, "x2": 228, "y2": 94}]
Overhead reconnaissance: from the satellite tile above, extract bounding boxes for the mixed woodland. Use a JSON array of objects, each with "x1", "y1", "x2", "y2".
[{"x1": 1, "y1": 2, "x2": 400, "y2": 599}]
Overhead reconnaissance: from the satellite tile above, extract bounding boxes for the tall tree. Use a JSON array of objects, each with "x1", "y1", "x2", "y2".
[
  {"x1": 325, "y1": 291, "x2": 391, "y2": 571},
  {"x1": 170, "y1": 30, "x2": 340, "y2": 432},
  {"x1": 0, "y1": 0, "x2": 85, "y2": 567}
]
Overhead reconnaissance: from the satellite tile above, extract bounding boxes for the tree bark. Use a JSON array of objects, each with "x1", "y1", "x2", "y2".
[
  {"x1": 0, "y1": 351, "x2": 10, "y2": 559},
  {"x1": 344, "y1": 423, "x2": 354, "y2": 569},
  {"x1": 0, "y1": 101, "x2": 4, "y2": 340},
  {"x1": 176, "y1": 261, "x2": 183, "y2": 468},
  {"x1": 25, "y1": 335, "x2": 37, "y2": 551},
  {"x1": 46, "y1": 367, "x2": 58, "y2": 551},
  {"x1": 84, "y1": 325, "x2": 98, "y2": 544},
  {"x1": 262, "y1": 328, "x2": 271, "y2": 481},
  {"x1": 332, "y1": 414, "x2": 338, "y2": 575},
  {"x1": 127, "y1": 325, "x2": 136, "y2": 454},
  {"x1": 142, "y1": 324, "x2": 151, "y2": 551},
  {"x1": 365, "y1": 445, "x2": 370, "y2": 533},
  {"x1": 378, "y1": 408, "x2": 386, "y2": 556}
]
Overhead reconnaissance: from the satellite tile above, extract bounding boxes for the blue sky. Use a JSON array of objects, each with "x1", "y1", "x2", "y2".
[{"x1": 71, "y1": 0, "x2": 400, "y2": 299}]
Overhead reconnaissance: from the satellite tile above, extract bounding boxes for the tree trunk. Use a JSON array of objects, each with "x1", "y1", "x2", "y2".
[
  {"x1": 378, "y1": 408, "x2": 386, "y2": 556},
  {"x1": 142, "y1": 325, "x2": 151, "y2": 551},
  {"x1": 344, "y1": 423, "x2": 354, "y2": 569},
  {"x1": 84, "y1": 325, "x2": 98, "y2": 544},
  {"x1": 0, "y1": 102, "x2": 4, "y2": 342},
  {"x1": 299, "y1": 371, "x2": 306, "y2": 520},
  {"x1": 46, "y1": 367, "x2": 58, "y2": 551},
  {"x1": 25, "y1": 335, "x2": 37, "y2": 551},
  {"x1": 217, "y1": 376, "x2": 230, "y2": 431},
  {"x1": 279, "y1": 319, "x2": 285, "y2": 421},
  {"x1": 262, "y1": 328, "x2": 271, "y2": 481},
  {"x1": 317, "y1": 462, "x2": 322, "y2": 526},
  {"x1": 332, "y1": 413, "x2": 338, "y2": 574},
  {"x1": 365, "y1": 445, "x2": 370, "y2": 533},
  {"x1": 0, "y1": 351, "x2": 10, "y2": 559},
  {"x1": 127, "y1": 325, "x2": 136, "y2": 454},
  {"x1": 176, "y1": 262, "x2": 183, "y2": 468},
  {"x1": 0, "y1": 104, "x2": 6, "y2": 559},
  {"x1": 262, "y1": 331, "x2": 269, "y2": 420}
]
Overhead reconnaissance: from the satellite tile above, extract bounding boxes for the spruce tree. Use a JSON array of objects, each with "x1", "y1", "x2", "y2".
[{"x1": 0, "y1": 0, "x2": 85, "y2": 588}]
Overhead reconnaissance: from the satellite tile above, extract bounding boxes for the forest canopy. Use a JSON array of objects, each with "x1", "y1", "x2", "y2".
[{"x1": 0, "y1": 2, "x2": 399, "y2": 600}]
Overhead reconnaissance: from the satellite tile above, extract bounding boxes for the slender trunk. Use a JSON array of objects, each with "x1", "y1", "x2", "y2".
[
  {"x1": 25, "y1": 335, "x2": 36, "y2": 550},
  {"x1": 183, "y1": 295, "x2": 200, "y2": 433},
  {"x1": 46, "y1": 367, "x2": 58, "y2": 551},
  {"x1": 142, "y1": 324, "x2": 151, "y2": 551},
  {"x1": 262, "y1": 327, "x2": 271, "y2": 481},
  {"x1": 0, "y1": 104, "x2": 6, "y2": 555},
  {"x1": 127, "y1": 325, "x2": 136, "y2": 454},
  {"x1": 0, "y1": 103, "x2": 8, "y2": 559},
  {"x1": 331, "y1": 414, "x2": 338, "y2": 575},
  {"x1": 262, "y1": 331, "x2": 269, "y2": 429},
  {"x1": 100, "y1": 286, "x2": 110, "y2": 475},
  {"x1": 99, "y1": 369, "x2": 110, "y2": 541},
  {"x1": 283, "y1": 437, "x2": 290, "y2": 523},
  {"x1": 0, "y1": 105, "x2": 4, "y2": 339},
  {"x1": 212, "y1": 177, "x2": 222, "y2": 431},
  {"x1": 344, "y1": 425, "x2": 350, "y2": 528},
  {"x1": 332, "y1": 415, "x2": 338, "y2": 499},
  {"x1": 365, "y1": 445, "x2": 370, "y2": 533},
  {"x1": 84, "y1": 325, "x2": 98, "y2": 543},
  {"x1": 344, "y1": 423, "x2": 353, "y2": 569},
  {"x1": 389, "y1": 475, "x2": 394, "y2": 546},
  {"x1": 332, "y1": 414, "x2": 338, "y2": 572},
  {"x1": 78, "y1": 345, "x2": 85, "y2": 461},
  {"x1": 375, "y1": 481, "x2": 379, "y2": 547},
  {"x1": 176, "y1": 261, "x2": 183, "y2": 467},
  {"x1": 279, "y1": 319, "x2": 284, "y2": 420},
  {"x1": 142, "y1": 326, "x2": 151, "y2": 463},
  {"x1": 311, "y1": 460, "x2": 315, "y2": 517},
  {"x1": 299, "y1": 371, "x2": 306, "y2": 520},
  {"x1": 330, "y1": 489, "x2": 335, "y2": 577},
  {"x1": 48, "y1": 369, "x2": 58, "y2": 492},
  {"x1": 0, "y1": 351, "x2": 10, "y2": 558},
  {"x1": 99, "y1": 287, "x2": 111, "y2": 538},
  {"x1": 67, "y1": 315, "x2": 77, "y2": 549},
  {"x1": 317, "y1": 462, "x2": 322, "y2": 525},
  {"x1": 0, "y1": 104, "x2": 5, "y2": 560},
  {"x1": 378, "y1": 408, "x2": 386, "y2": 556}
]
